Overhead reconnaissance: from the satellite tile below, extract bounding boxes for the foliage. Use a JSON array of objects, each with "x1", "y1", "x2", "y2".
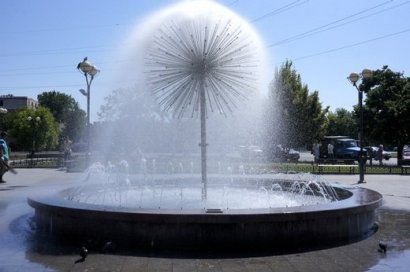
[
  {"x1": 264, "y1": 61, "x2": 328, "y2": 155},
  {"x1": 0, "y1": 110, "x2": 16, "y2": 133},
  {"x1": 38, "y1": 91, "x2": 86, "y2": 142},
  {"x1": 97, "y1": 86, "x2": 181, "y2": 156},
  {"x1": 8, "y1": 107, "x2": 59, "y2": 151},
  {"x1": 325, "y1": 108, "x2": 357, "y2": 138},
  {"x1": 362, "y1": 66, "x2": 410, "y2": 156}
]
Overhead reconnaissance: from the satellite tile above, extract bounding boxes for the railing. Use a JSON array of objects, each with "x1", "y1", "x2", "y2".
[
  {"x1": 271, "y1": 163, "x2": 406, "y2": 175},
  {"x1": 10, "y1": 157, "x2": 64, "y2": 168},
  {"x1": 10, "y1": 152, "x2": 85, "y2": 169}
]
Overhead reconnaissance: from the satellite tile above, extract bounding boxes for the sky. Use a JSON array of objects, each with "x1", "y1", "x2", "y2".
[{"x1": 1, "y1": 0, "x2": 409, "y2": 121}]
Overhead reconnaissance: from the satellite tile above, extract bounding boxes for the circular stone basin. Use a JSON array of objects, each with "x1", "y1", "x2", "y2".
[{"x1": 27, "y1": 179, "x2": 382, "y2": 254}]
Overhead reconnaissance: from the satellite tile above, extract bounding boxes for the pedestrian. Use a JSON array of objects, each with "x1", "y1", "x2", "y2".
[
  {"x1": 63, "y1": 137, "x2": 72, "y2": 161},
  {"x1": 313, "y1": 143, "x2": 320, "y2": 163},
  {"x1": 327, "y1": 143, "x2": 334, "y2": 160},
  {"x1": 0, "y1": 131, "x2": 9, "y2": 164},
  {"x1": 376, "y1": 144, "x2": 384, "y2": 166},
  {"x1": 0, "y1": 132, "x2": 10, "y2": 182}
]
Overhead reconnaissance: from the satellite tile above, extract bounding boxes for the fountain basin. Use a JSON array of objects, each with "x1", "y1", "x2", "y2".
[{"x1": 27, "y1": 181, "x2": 382, "y2": 254}]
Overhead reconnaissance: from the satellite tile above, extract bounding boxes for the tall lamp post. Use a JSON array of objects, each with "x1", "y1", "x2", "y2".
[
  {"x1": 348, "y1": 69, "x2": 373, "y2": 184},
  {"x1": 77, "y1": 57, "x2": 100, "y2": 166},
  {"x1": 27, "y1": 115, "x2": 41, "y2": 167}
]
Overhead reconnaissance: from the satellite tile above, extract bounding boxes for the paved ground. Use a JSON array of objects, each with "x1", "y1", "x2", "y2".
[{"x1": 0, "y1": 169, "x2": 409, "y2": 271}]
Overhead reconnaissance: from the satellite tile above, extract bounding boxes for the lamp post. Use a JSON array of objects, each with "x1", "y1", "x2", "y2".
[
  {"x1": 77, "y1": 57, "x2": 100, "y2": 166},
  {"x1": 348, "y1": 69, "x2": 372, "y2": 184},
  {"x1": 27, "y1": 116, "x2": 41, "y2": 167}
]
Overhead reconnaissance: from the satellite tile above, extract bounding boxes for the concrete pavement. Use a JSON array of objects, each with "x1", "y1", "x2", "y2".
[{"x1": 0, "y1": 169, "x2": 409, "y2": 271}]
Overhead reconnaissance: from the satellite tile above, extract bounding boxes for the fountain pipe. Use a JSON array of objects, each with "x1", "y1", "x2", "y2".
[{"x1": 200, "y1": 80, "x2": 207, "y2": 200}]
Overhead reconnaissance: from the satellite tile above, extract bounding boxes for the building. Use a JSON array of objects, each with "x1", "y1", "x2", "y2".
[{"x1": 0, "y1": 95, "x2": 38, "y2": 111}]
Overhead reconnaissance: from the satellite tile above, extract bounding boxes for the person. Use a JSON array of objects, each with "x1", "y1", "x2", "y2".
[
  {"x1": 327, "y1": 143, "x2": 334, "y2": 160},
  {"x1": 0, "y1": 148, "x2": 9, "y2": 183},
  {"x1": 0, "y1": 143, "x2": 10, "y2": 183},
  {"x1": 0, "y1": 131, "x2": 9, "y2": 163},
  {"x1": 376, "y1": 144, "x2": 384, "y2": 166},
  {"x1": 63, "y1": 137, "x2": 72, "y2": 161},
  {"x1": 312, "y1": 143, "x2": 320, "y2": 163},
  {"x1": 0, "y1": 132, "x2": 10, "y2": 182}
]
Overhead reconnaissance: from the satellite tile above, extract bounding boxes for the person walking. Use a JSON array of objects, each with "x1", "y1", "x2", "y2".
[
  {"x1": 327, "y1": 142, "x2": 334, "y2": 160},
  {"x1": 63, "y1": 137, "x2": 72, "y2": 161},
  {"x1": 313, "y1": 143, "x2": 320, "y2": 163},
  {"x1": 0, "y1": 132, "x2": 10, "y2": 183},
  {"x1": 376, "y1": 144, "x2": 384, "y2": 166},
  {"x1": 0, "y1": 131, "x2": 9, "y2": 163}
]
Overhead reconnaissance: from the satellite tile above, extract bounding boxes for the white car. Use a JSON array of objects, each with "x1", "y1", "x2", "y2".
[{"x1": 401, "y1": 148, "x2": 410, "y2": 165}]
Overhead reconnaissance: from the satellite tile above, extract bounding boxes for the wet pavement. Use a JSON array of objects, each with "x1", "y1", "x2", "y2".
[{"x1": 0, "y1": 169, "x2": 409, "y2": 271}]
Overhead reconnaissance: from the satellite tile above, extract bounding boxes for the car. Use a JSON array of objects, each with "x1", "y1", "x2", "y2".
[
  {"x1": 239, "y1": 145, "x2": 264, "y2": 160},
  {"x1": 364, "y1": 146, "x2": 392, "y2": 161},
  {"x1": 287, "y1": 148, "x2": 300, "y2": 163},
  {"x1": 271, "y1": 145, "x2": 300, "y2": 163},
  {"x1": 240, "y1": 145, "x2": 300, "y2": 163},
  {"x1": 71, "y1": 142, "x2": 87, "y2": 152},
  {"x1": 400, "y1": 146, "x2": 410, "y2": 165},
  {"x1": 319, "y1": 136, "x2": 365, "y2": 163}
]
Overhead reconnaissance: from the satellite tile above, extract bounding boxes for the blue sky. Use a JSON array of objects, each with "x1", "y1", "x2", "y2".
[{"x1": 1, "y1": 0, "x2": 409, "y2": 121}]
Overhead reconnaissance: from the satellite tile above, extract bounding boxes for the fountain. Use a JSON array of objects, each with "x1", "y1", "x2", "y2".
[{"x1": 28, "y1": 0, "x2": 382, "y2": 254}]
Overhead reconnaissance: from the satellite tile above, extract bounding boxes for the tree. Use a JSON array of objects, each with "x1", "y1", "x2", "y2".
[
  {"x1": 264, "y1": 61, "x2": 328, "y2": 156},
  {"x1": 9, "y1": 107, "x2": 59, "y2": 151},
  {"x1": 325, "y1": 108, "x2": 357, "y2": 138},
  {"x1": 97, "y1": 86, "x2": 181, "y2": 158},
  {"x1": 38, "y1": 91, "x2": 86, "y2": 142},
  {"x1": 362, "y1": 65, "x2": 410, "y2": 161}
]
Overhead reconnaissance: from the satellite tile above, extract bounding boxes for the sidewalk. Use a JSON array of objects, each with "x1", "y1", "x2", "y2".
[{"x1": 0, "y1": 169, "x2": 409, "y2": 271}]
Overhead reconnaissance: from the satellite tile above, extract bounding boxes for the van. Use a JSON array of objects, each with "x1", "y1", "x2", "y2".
[{"x1": 319, "y1": 136, "x2": 366, "y2": 164}]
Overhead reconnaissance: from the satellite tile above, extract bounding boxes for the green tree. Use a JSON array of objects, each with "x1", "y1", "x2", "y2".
[
  {"x1": 97, "y1": 86, "x2": 180, "y2": 157},
  {"x1": 264, "y1": 61, "x2": 328, "y2": 156},
  {"x1": 362, "y1": 66, "x2": 410, "y2": 161},
  {"x1": 38, "y1": 91, "x2": 86, "y2": 142},
  {"x1": 325, "y1": 108, "x2": 357, "y2": 138},
  {"x1": 9, "y1": 107, "x2": 59, "y2": 151}
]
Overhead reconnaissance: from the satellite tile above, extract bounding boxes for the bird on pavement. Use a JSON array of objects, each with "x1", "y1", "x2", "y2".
[
  {"x1": 80, "y1": 246, "x2": 88, "y2": 260},
  {"x1": 378, "y1": 241, "x2": 387, "y2": 253}
]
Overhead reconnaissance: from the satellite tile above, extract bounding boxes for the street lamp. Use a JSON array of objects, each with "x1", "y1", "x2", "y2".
[
  {"x1": 348, "y1": 68, "x2": 373, "y2": 184},
  {"x1": 27, "y1": 116, "x2": 41, "y2": 167},
  {"x1": 77, "y1": 57, "x2": 100, "y2": 166}
]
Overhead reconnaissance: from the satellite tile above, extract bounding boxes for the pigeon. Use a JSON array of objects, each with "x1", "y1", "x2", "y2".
[
  {"x1": 77, "y1": 57, "x2": 88, "y2": 69},
  {"x1": 80, "y1": 246, "x2": 88, "y2": 260},
  {"x1": 74, "y1": 246, "x2": 88, "y2": 264},
  {"x1": 378, "y1": 241, "x2": 387, "y2": 253},
  {"x1": 101, "y1": 241, "x2": 116, "y2": 253}
]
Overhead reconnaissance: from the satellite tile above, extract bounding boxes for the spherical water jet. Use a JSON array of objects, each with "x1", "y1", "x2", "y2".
[{"x1": 143, "y1": 0, "x2": 264, "y2": 199}]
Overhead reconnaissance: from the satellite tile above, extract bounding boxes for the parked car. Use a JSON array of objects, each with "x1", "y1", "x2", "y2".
[
  {"x1": 71, "y1": 142, "x2": 87, "y2": 152},
  {"x1": 270, "y1": 145, "x2": 300, "y2": 163},
  {"x1": 240, "y1": 145, "x2": 300, "y2": 163},
  {"x1": 319, "y1": 136, "x2": 366, "y2": 163},
  {"x1": 239, "y1": 145, "x2": 264, "y2": 160},
  {"x1": 400, "y1": 146, "x2": 410, "y2": 165},
  {"x1": 364, "y1": 146, "x2": 392, "y2": 160}
]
